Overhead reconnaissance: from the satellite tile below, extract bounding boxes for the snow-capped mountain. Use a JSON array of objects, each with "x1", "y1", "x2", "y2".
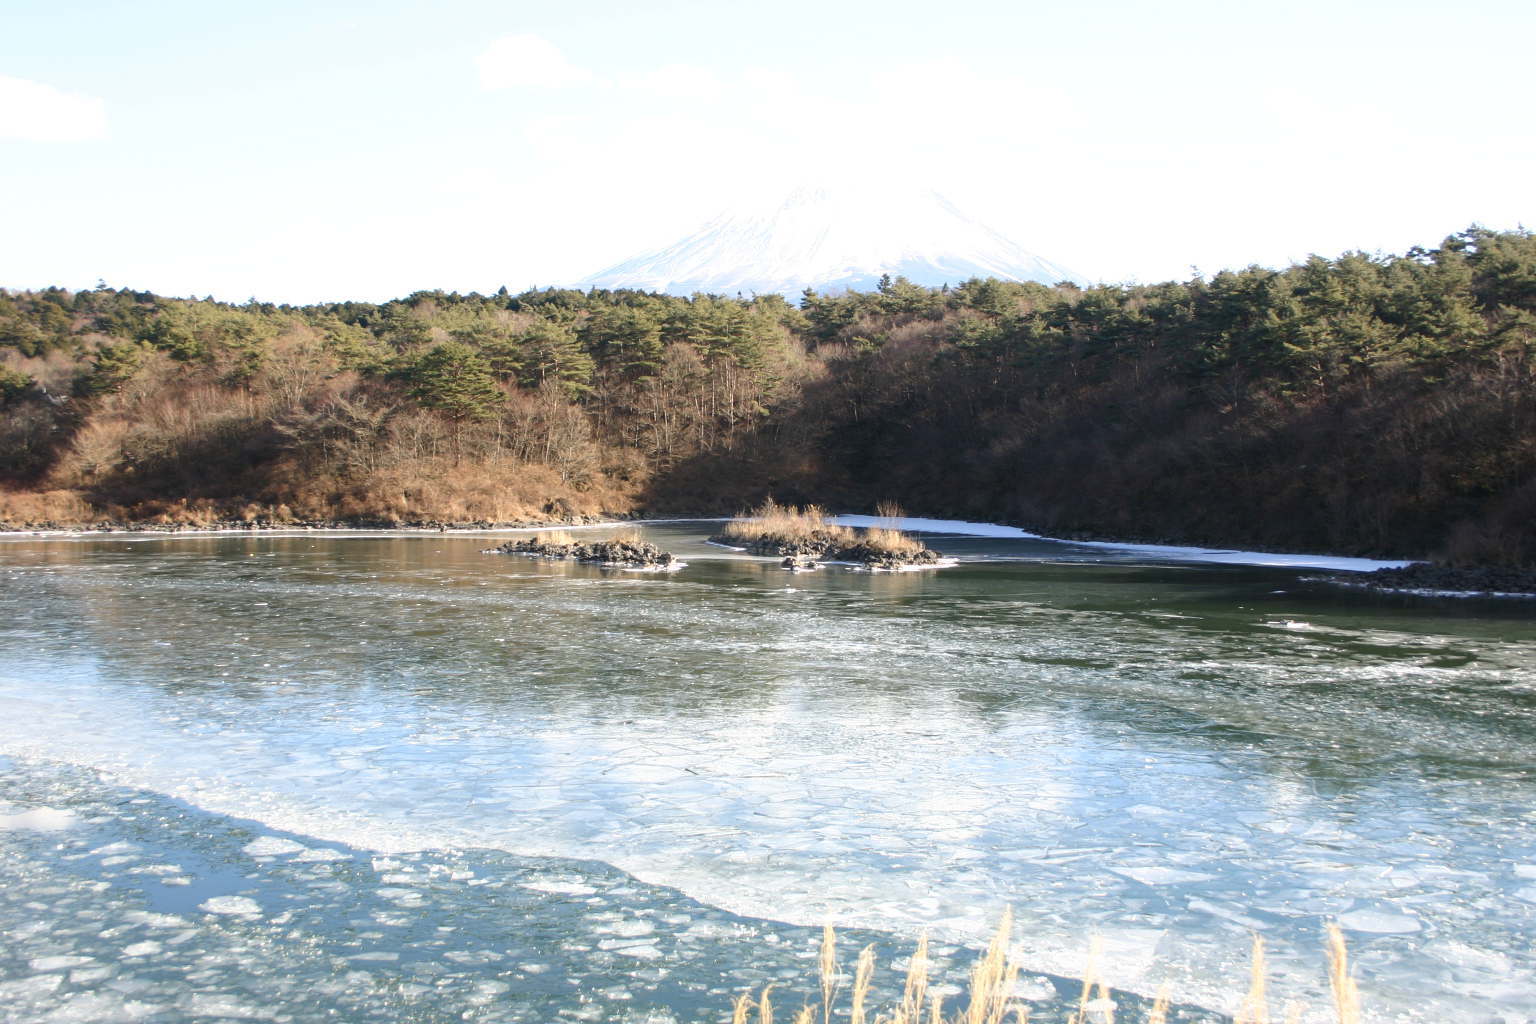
[{"x1": 580, "y1": 183, "x2": 1080, "y2": 297}]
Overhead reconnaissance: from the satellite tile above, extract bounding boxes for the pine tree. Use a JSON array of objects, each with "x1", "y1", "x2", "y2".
[{"x1": 401, "y1": 342, "x2": 503, "y2": 422}]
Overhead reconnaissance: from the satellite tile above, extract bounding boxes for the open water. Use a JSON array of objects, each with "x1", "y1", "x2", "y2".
[{"x1": 0, "y1": 523, "x2": 1533, "y2": 1024}]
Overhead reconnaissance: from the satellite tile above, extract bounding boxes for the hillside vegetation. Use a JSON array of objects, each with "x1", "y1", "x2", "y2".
[{"x1": 2, "y1": 227, "x2": 1533, "y2": 564}]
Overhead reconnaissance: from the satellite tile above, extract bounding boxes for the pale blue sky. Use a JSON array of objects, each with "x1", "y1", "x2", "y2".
[{"x1": 2, "y1": 0, "x2": 1532, "y2": 302}]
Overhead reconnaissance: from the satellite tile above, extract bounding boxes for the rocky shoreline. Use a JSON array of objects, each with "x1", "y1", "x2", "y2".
[
  {"x1": 483, "y1": 537, "x2": 676, "y2": 569},
  {"x1": 0, "y1": 514, "x2": 617, "y2": 535},
  {"x1": 1342, "y1": 563, "x2": 1536, "y2": 597}
]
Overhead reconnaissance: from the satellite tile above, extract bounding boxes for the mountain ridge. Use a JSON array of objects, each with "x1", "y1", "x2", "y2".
[{"x1": 581, "y1": 184, "x2": 1081, "y2": 297}]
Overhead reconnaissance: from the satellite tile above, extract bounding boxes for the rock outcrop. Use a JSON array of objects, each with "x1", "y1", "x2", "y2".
[
  {"x1": 484, "y1": 537, "x2": 675, "y2": 569},
  {"x1": 1348, "y1": 563, "x2": 1536, "y2": 596},
  {"x1": 710, "y1": 531, "x2": 944, "y2": 570}
]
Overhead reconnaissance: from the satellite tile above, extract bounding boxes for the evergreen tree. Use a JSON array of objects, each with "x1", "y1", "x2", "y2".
[
  {"x1": 517, "y1": 322, "x2": 594, "y2": 398},
  {"x1": 401, "y1": 342, "x2": 503, "y2": 422},
  {"x1": 580, "y1": 307, "x2": 662, "y2": 379}
]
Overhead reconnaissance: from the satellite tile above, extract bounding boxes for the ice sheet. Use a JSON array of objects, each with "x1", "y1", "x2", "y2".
[
  {"x1": 829, "y1": 514, "x2": 1410, "y2": 571},
  {"x1": 0, "y1": 530, "x2": 1530, "y2": 1024}
]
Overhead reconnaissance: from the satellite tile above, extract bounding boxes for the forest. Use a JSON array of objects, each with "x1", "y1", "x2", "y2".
[{"x1": 2, "y1": 226, "x2": 1533, "y2": 566}]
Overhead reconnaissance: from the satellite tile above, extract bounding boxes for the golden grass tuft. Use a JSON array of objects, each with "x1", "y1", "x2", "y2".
[
  {"x1": 732, "y1": 918, "x2": 1365, "y2": 1024},
  {"x1": 1326, "y1": 925, "x2": 1361, "y2": 1024},
  {"x1": 720, "y1": 499, "x2": 854, "y2": 546},
  {"x1": 534, "y1": 529, "x2": 575, "y2": 546},
  {"x1": 863, "y1": 527, "x2": 927, "y2": 558},
  {"x1": 821, "y1": 925, "x2": 840, "y2": 1024},
  {"x1": 719, "y1": 498, "x2": 933, "y2": 562},
  {"x1": 1236, "y1": 935, "x2": 1269, "y2": 1024}
]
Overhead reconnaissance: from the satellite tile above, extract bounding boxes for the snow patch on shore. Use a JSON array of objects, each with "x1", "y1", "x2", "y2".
[{"x1": 829, "y1": 515, "x2": 1409, "y2": 572}]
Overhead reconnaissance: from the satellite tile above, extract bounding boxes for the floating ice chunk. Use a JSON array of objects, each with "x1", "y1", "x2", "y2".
[
  {"x1": 123, "y1": 942, "x2": 162, "y2": 957},
  {"x1": 1188, "y1": 897, "x2": 1267, "y2": 931},
  {"x1": 0, "y1": 806, "x2": 77, "y2": 831},
  {"x1": 1513, "y1": 864, "x2": 1536, "y2": 879},
  {"x1": 34, "y1": 992, "x2": 133, "y2": 1021},
  {"x1": 199, "y1": 895, "x2": 262, "y2": 916},
  {"x1": 124, "y1": 912, "x2": 187, "y2": 929},
  {"x1": 598, "y1": 919, "x2": 656, "y2": 938},
  {"x1": 348, "y1": 951, "x2": 399, "y2": 962},
  {"x1": 29, "y1": 954, "x2": 95, "y2": 971},
  {"x1": 293, "y1": 847, "x2": 349, "y2": 862},
  {"x1": 91, "y1": 842, "x2": 139, "y2": 856},
  {"x1": 611, "y1": 943, "x2": 663, "y2": 959},
  {"x1": 0, "y1": 974, "x2": 63, "y2": 999},
  {"x1": 1125, "y1": 804, "x2": 1172, "y2": 818},
  {"x1": 1113, "y1": 866, "x2": 1215, "y2": 885},
  {"x1": 522, "y1": 880, "x2": 598, "y2": 895},
  {"x1": 1011, "y1": 975, "x2": 1057, "y2": 1001},
  {"x1": 1426, "y1": 940, "x2": 1512, "y2": 974},
  {"x1": 242, "y1": 836, "x2": 307, "y2": 857},
  {"x1": 184, "y1": 994, "x2": 266, "y2": 1019},
  {"x1": 1337, "y1": 908, "x2": 1421, "y2": 933},
  {"x1": 132, "y1": 863, "x2": 184, "y2": 876}
]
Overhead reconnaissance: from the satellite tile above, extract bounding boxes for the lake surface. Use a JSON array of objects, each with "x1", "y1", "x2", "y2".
[{"x1": 1, "y1": 523, "x2": 1533, "y2": 1024}]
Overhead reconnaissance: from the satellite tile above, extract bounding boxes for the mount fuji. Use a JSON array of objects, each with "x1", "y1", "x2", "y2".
[{"x1": 580, "y1": 183, "x2": 1081, "y2": 298}]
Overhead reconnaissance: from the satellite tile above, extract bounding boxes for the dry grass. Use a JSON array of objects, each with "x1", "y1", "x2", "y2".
[
  {"x1": 863, "y1": 527, "x2": 927, "y2": 558},
  {"x1": 534, "y1": 529, "x2": 576, "y2": 546},
  {"x1": 1326, "y1": 925, "x2": 1361, "y2": 1024},
  {"x1": 732, "y1": 916, "x2": 1365, "y2": 1024},
  {"x1": 720, "y1": 498, "x2": 932, "y2": 561},
  {"x1": 720, "y1": 499, "x2": 854, "y2": 546},
  {"x1": 0, "y1": 487, "x2": 97, "y2": 525}
]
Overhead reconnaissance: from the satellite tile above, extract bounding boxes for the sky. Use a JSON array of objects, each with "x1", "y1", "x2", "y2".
[{"x1": 2, "y1": 0, "x2": 1533, "y2": 304}]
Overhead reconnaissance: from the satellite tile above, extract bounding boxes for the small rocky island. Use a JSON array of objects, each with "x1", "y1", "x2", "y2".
[
  {"x1": 484, "y1": 531, "x2": 676, "y2": 569},
  {"x1": 709, "y1": 500, "x2": 945, "y2": 570}
]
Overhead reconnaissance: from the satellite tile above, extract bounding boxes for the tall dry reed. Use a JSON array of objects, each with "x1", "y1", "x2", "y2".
[
  {"x1": 1326, "y1": 925, "x2": 1361, "y2": 1024},
  {"x1": 731, "y1": 917, "x2": 1365, "y2": 1024}
]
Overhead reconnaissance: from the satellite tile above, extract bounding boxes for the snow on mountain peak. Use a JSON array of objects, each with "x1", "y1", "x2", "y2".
[{"x1": 579, "y1": 182, "x2": 1080, "y2": 298}]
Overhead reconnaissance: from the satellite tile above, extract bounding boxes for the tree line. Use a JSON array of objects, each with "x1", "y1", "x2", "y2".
[{"x1": 2, "y1": 227, "x2": 1533, "y2": 564}]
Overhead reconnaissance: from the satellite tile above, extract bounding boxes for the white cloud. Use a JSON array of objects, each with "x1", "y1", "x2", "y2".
[
  {"x1": 477, "y1": 34, "x2": 594, "y2": 90},
  {"x1": 621, "y1": 64, "x2": 721, "y2": 100},
  {"x1": 0, "y1": 75, "x2": 107, "y2": 142}
]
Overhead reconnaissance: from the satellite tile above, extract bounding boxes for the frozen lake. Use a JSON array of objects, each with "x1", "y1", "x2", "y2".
[{"x1": 1, "y1": 524, "x2": 1533, "y2": 1023}]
